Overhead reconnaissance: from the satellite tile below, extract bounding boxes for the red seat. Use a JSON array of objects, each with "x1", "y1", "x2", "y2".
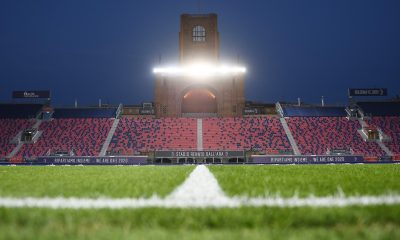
[
  {"x1": 108, "y1": 118, "x2": 197, "y2": 154},
  {"x1": 286, "y1": 117, "x2": 385, "y2": 156},
  {"x1": 17, "y1": 118, "x2": 113, "y2": 157},
  {"x1": 366, "y1": 117, "x2": 400, "y2": 155},
  {"x1": 0, "y1": 119, "x2": 34, "y2": 158},
  {"x1": 202, "y1": 116, "x2": 292, "y2": 152}
]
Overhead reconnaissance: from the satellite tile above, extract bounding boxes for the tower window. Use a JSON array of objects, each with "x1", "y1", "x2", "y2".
[{"x1": 192, "y1": 25, "x2": 206, "y2": 42}]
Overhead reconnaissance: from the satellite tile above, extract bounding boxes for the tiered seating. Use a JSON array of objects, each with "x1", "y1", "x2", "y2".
[
  {"x1": 367, "y1": 117, "x2": 400, "y2": 155},
  {"x1": 108, "y1": 118, "x2": 197, "y2": 154},
  {"x1": 286, "y1": 117, "x2": 385, "y2": 156},
  {"x1": 0, "y1": 104, "x2": 42, "y2": 118},
  {"x1": 0, "y1": 119, "x2": 34, "y2": 158},
  {"x1": 357, "y1": 101, "x2": 400, "y2": 116},
  {"x1": 17, "y1": 118, "x2": 113, "y2": 157},
  {"x1": 53, "y1": 107, "x2": 117, "y2": 118},
  {"x1": 202, "y1": 117, "x2": 292, "y2": 152},
  {"x1": 282, "y1": 105, "x2": 346, "y2": 117},
  {"x1": 156, "y1": 118, "x2": 197, "y2": 150}
]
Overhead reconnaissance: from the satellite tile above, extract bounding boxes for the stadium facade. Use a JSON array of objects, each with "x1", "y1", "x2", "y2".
[
  {"x1": 0, "y1": 14, "x2": 400, "y2": 165},
  {"x1": 154, "y1": 14, "x2": 245, "y2": 117}
]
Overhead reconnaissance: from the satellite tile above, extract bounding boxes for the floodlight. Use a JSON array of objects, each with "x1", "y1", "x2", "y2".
[{"x1": 153, "y1": 62, "x2": 246, "y2": 78}]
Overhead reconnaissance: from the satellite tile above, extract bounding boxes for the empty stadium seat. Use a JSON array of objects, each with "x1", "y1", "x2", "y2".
[
  {"x1": 286, "y1": 117, "x2": 385, "y2": 156},
  {"x1": 9, "y1": 115, "x2": 395, "y2": 159},
  {"x1": 53, "y1": 108, "x2": 117, "y2": 118},
  {"x1": 17, "y1": 118, "x2": 113, "y2": 157},
  {"x1": 281, "y1": 105, "x2": 347, "y2": 117},
  {"x1": 202, "y1": 117, "x2": 292, "y2": 152},
  {"x1": 0, "y1": 119, "x2": 35, "y2": 158},
  {"x1": 107, "y1": 118, "x2": 197, "y2": 154},
  {"x1": 367, "y1": 117, "x2": 400, "y2": 155},
  {"x1": 0, "y1": 104, "x2": 42, "y2": 119},
  {"x1": 357, "y1": 102, "x2": 400, "y2": 117}
]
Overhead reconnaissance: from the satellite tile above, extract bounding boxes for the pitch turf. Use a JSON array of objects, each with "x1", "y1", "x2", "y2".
[
  {"x1": 0, "y1": 164, "x2": 400, "y2": 239},
  {"x1": 1, "y1": 206, "x2": 400, "y2": 239},
  {"x1": 0, "y1": 165, "x2": 194, "y2": 197},
  {"x1": 209, "y1": 164, "x2": 400, "y2": 197}
]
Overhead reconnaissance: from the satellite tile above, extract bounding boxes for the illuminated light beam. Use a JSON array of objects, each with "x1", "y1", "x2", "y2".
[{"x1": 153, "y1": 64, "x2": 246, "y2": 78}]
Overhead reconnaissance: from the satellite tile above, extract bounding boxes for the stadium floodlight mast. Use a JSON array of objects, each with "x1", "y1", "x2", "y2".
[{"x1": 153, "y1": 62, "x2": 246, "y2": 79}]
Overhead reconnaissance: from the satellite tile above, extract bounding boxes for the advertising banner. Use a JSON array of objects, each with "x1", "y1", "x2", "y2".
[
  {"x1": 36, "y1": 156, "x2": 148, "y2": 165},
  {"x1": 252, "y1": 155, "x2": 365, "y2": 164},
  {"x1": 139, "y1": 108, "x2": 155, "y2": 115},
  {"x1": 155, "y1": 150, "x2": 244, "y2": 158},
  {"x1": 12, "y1": 90, "x2": 51, "y2": 99},
  {"x1": 243, "y1": 108, "x2": 260, "y2": 115},
  {"x1": 348, "y1": 88, "x2": 387, "y2": 97}
]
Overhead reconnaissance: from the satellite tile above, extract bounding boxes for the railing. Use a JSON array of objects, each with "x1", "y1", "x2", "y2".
[
  {"x1": 275, "y1": 102, "x2": 284, "y2": 117},
  {"x1": 116, "y1": 103, "x2": 123, "y2": 118},
  {"x1": 181, "y1": 113, "x2": 217, "y2": 118}
]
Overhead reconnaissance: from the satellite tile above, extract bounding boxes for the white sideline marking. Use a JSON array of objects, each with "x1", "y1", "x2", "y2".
[
  {"x1": 1, "y1": 165, "x2": 400, "y2": 209},
  {"x1": 165, "y1": 165, "x2": 235, "y2": 207}
]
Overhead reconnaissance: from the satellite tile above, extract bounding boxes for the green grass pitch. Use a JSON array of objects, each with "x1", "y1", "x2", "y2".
[
  {"x1": 0, "y1": 164, "x2": 399, "y2": 239},
  {"x1": 209, "y1": 164, "x2": 400, "y2": 197},
  {"x1": 0, "y1": 165, "x2": 194, "y2": 198}
]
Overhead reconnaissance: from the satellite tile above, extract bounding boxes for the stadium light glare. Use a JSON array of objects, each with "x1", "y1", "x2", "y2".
[{"x1": 153, "y1": 63, "x2": 246, "y2": 78}]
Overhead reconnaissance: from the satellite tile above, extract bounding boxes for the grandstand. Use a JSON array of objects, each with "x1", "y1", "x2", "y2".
[
  {"x1": 367, "y1": 116, "x2": 400, "y2": 155},
  {"x1": 107, "y1": 117, "x2": 197, "y2": 155},
  {"x1": 0, "y1": 103, "x2": 43, "y2": 119},
  {"x1": 202, "y1": 117, "x2": 292, "y2": 153},
  {"x1": 281, "y1": 105, "x2": 347, "y2": 117},
  {"x1": 285, "y1": 117, "x2": 385, "y2": 156},
  {"x1": 0, "y1": 98, "x2": 398, "y2": 164},
  {"x1": 17, "y1": 118, "x2": 114, "y2": 158},
  {"x1": 0, "y1": 119, "x2": 35, "y2": 159},
  {"x1": 1, "y1": 7, "x2": 400, "y2": 240},
  {"x1": 0, "y1": 104, "x2": 42, "y2": 160},
  {"x1": 357, "y1": 101, "x2": 400, "y2": 117},
  {"x1": 0, "y1": 13, "x2": 399, "y2": 165}
]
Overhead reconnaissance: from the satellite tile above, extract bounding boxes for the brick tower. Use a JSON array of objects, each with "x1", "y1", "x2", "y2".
[{"x1": 154, "y1": 13, "x2": 245, "y2": 117}]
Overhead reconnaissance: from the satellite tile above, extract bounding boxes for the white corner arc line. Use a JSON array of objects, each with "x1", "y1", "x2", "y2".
[{"x1": 1, "y1": 165, "x2": 400, "y2": 209}]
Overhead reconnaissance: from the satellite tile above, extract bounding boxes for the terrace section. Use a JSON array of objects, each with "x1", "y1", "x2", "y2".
[
  {"x1": 16, "y1": 118, "x2": 114, "y2": 158},
  {"x1": 281, "y1": 105, "x2": 347, "y2": 117},
  {"x1": 107, "y1": 118, "x2": 197, "y2": 155},
  {"x1": 286, "y1": 117, "x2": 386, "y2": 156},
  {"x1": 202, "y1": 117, "x2": 292, "y2": 153},
  {"x1": 0, "y1": 119, "x2": 35, "y2": 159},
  {"x1": 53, "y1": 107, "x2": 118, "y2": 119},
  {"x1": 367, "y1": 117, "x2": 400, "y2": 155},
  {"x1": 0, "y1": 104, "x2": 43, "y2": 119},
  {"x1": 357, "y1": 101, "x2": 400, "y2": 117}
]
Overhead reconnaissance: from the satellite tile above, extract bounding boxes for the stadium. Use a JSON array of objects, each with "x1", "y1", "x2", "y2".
[{"x1": 1, "y1": 2, "x2": 400, "y2": 239}]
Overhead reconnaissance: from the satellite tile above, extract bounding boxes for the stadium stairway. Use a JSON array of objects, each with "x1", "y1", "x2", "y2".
[
  {"x1": 7, "y1": 142, "x2": 23, "y2": 159},
  {"x1": 377, "y1": 141, "x2": 393, "y2": 156},
  {"x1": 358, "y1": 118, "x2": 393, "y2": 156},
  {"x1": 7, "y1": 119, "x2": 43, "y2": 159},
  {"x1": 99, "y1": 118, "x2": 120, "y2": 156},
  {"x1": 197, "y1": 118, "x2": 203, "y2": 151},
  {"x1": 367, "y1": 117, "x2": 400, "y2": 155},
  {"x1": 279, "y1": 118, "x2": 301, "y2": 155},
  {"x1": 358, "y1": 118, "x2": 368, "y2": 128},
  {"x1": 32, "y1": 119, "x2": 43, "y2": 129},
  {"x1": 287, "y1": 117, "x2": 387, "y2": 156}
]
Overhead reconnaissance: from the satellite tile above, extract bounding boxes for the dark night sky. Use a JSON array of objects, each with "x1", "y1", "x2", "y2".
[{"x1": 1, "y1": 0, "x2": 399, "y2": 106}]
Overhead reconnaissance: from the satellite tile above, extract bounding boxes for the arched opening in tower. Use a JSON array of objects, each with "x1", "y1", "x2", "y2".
[{"x1": 182, "y1": 88, "x2": 217, "y2": 113}]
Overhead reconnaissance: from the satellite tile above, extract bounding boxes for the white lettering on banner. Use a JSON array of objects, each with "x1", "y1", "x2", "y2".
[
  {"x1": 161, "y1": 151, "x2": 241, "y2": 158},
  {"x1": 23, "y1": 91, "x2": 39, "y2": 98}
]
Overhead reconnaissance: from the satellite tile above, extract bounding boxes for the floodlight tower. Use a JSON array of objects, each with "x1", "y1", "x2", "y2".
[
  {"x1": 154, "y1": 13, "x2": 246, "y2": 117},
  {"x1": 179, "y1": 13, "x2": 219, "y2": 63}
]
